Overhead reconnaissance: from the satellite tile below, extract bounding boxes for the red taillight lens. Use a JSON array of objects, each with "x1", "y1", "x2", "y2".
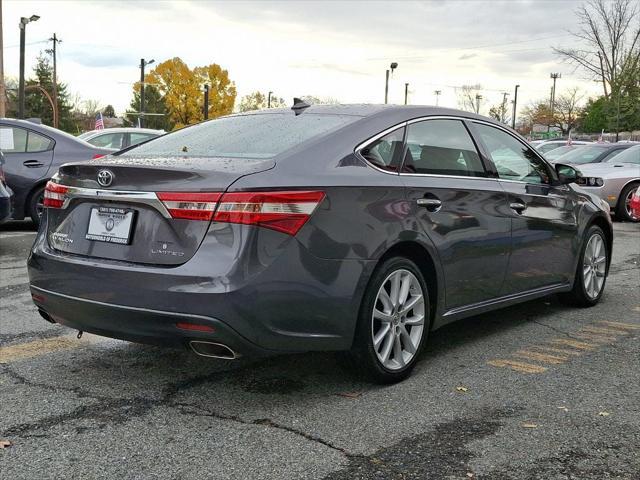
[
  {"x1": 157, "y1": 192, "x2": 222, "y2": 221},
  {"x1": 43, "y1": 181, "x2": 69, "y2": 208},
  {"x1": 92, "y1": 154, "x2": 105, "y2": 160},
  {"x1": 213, "y1": 191, "x2": 325, "y2": 235}
]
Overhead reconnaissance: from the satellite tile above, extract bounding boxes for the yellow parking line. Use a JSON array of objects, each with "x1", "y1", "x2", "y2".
[
  {"x1": 572, "y1": 332, "x2": 617, "y2": 343},
  {"x1": 487, "y1": 359, "x2": 547, "y2": 373},
  {"x1": 0, "y1": 336, "x2": 79, "y2": 364},
  {"x1": 529, "y1": 346, "x2": 583, "y2": 356},
  {"x1": 599, "y1": 321, "x2": 640, "y2": 331},
  {"x1": 549, "y1": 339, "x2": 597, "y2": 350},
  {"x1": 581, "y1": 326, "x2": 623, "y2": 336},
  {"x1": 513, "y1": 350, "x2": 568, "y2": 364}
]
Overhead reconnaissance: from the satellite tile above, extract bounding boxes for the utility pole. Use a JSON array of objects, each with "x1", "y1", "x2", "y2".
[
  {"x1": 18, "y1": 15, "x2": 40, "y2": 119},
  {"x1": 475, "y1": 94, "x2": 482, "y2": 114},
  {"x1": 434, "y1": 90, "x2": 441, "y2": 106},
  {"x1": 203, "y1": 84, "x2": 209, "y2": 120},
  {"x1": 138, "y1": 58, "x2": 154, "y2": 128},
  {"x1": 511, "y1": 84, "x2": 519, "y2": 129},
  {"x1": 0, "y1": 0, "x2": 5, "y2": 117},
  {"x1": 549, "y1": 73, "x2": 561, "y2": 134},
  {"x1": 404, "y1": 83, "x2": 409, "y2": 105},
  {"x1": 501, "y1": 92, "x2": 509, "y2": 124},
  {"x1": 48, "y1": 33, "x2": 61, "y2": 128},
  {"x1": 384, "y1": 62, "x2": 398, "y2": 104},
  {"x1": 268, "y1": 91, "x2": 272, "y2": 108}
]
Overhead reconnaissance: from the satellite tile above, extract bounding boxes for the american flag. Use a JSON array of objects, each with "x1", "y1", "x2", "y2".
[{"x1": 95, "y1": 112, "x2": 104, "y2": 130}]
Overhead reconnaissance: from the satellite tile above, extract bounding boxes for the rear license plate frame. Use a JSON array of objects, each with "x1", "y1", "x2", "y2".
[{"x1": 85, "y1": 206, "x2": 136, "y2": 245}]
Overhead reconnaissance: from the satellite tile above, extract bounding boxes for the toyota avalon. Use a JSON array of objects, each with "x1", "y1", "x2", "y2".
[{"x1": 28, "y1": 104, "x2": 613, "y2": 383}]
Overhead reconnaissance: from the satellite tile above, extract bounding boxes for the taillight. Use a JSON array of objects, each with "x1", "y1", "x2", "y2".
[
  {"x1": 43, "y1": 181, "x2": 69, "y2": 208},
  {"x1": 157, "y1": 192, "x2": 222, "y2": 221},
  {"x1": 92, "y1": 154, "x2": 105, "y2": 160},
  {"x1": 213, "y1": 191, "x2": 325, "y2": 235}
]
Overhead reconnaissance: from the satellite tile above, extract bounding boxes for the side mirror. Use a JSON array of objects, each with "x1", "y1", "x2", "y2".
[{"x1": 555, "y1": 163, "x2": 580, "y2": 185}]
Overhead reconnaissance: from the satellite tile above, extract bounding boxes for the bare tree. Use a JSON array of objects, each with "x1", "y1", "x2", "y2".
[
  {"x1": 551, "y1": 87, "x2": 585, "y2": 134},
  {"x1": 554, "y1": 0, "x2": 640, "y2": 98},
  {"x1": 456, "y1": 84, "x2": 483, "y2": 113}
]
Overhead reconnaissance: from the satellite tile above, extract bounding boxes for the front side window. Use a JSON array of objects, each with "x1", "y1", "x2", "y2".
[
  {"x1": 359, "y1": 128, "x2": 405, "y2": 172},
  {"x1": 474, "y1": 123, "x2": 551, "y2": 184},
  {"x1": 122, "y1": 113, "x2": 359, "y2": 160},
  {"x1": 89, "y1": 133, "x2": 124, "y2": 149},
  {"x1": 403, "y1": 119, "x2": 485, "y2": 176}
]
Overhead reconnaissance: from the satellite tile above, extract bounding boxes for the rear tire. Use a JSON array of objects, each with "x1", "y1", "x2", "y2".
[
  {"x1": 350, "y1": 257, "x2": 430, "y2": 384},
  {"x1": 28, "y1": 185, "x2": 46, "y2": 228},
  {"x1": 560, "y1": 225, "x2": 608, "y2": 307},
  {"x1": 617, "y1": 182, "x2": 640, "y2": 222}
]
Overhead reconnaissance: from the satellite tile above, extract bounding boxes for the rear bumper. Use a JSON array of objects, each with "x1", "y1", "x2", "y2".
[
  {"x1": 30, "y1": 286, "x2": 268, "y2": 356},
  {"x1": 28, "y1": 214, "x2": 375, "y2": 353}
]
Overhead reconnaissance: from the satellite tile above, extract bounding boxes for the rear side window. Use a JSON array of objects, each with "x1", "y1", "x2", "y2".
[
  {"x1": 359, "y1": 128, "x2": 405, "y2": 172},
  {"x1": 0, "y1": 127, "x2": 52, "y2": 153},
  {"x1": 130, "y1": 132, "x2": 157, "y2": 146},
  {"x1": 122, "y1": 113, "x2": 359, "y2": 159},
  {"x1": 403, "y1": 119, "x2": 485, "y2": 176}
]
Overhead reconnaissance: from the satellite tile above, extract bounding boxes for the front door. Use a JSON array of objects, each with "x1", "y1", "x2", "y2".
[
  {"x1": 470, "y1": 122, "x2": 578, "y2": 294},
  {"x1": 400, "y1": 118, "x2": 511, "y2": 310}
]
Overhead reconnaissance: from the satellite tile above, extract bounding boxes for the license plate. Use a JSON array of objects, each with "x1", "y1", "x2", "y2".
[{"x1": 86, "y1": 207, "x2": 135, "y2": 244}]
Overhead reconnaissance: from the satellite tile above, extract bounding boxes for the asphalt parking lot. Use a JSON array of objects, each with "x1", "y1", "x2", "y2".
[{"x1": 1, "y1": 220, "x2": 639, "y2": 479}]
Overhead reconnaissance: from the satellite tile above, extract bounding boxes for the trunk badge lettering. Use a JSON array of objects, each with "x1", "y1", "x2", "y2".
[{"x1": 97, "y1": 170, "x2": 114, "y2": 187}]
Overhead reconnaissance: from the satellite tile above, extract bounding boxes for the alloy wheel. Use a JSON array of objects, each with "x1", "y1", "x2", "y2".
[
  {"x1": 583, "y1": 233, "x2": 606, "y2": 300},
  {"x1": 625, "y1": 189, "x2": 638, "y2": 221},
  {"x1": 371, "y1": 269, "x2": 425, "y2": 370}
]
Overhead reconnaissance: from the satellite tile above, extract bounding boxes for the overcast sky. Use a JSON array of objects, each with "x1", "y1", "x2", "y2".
[{"x1": 2, "y1": 0, "x2": 601, "y2": 116}]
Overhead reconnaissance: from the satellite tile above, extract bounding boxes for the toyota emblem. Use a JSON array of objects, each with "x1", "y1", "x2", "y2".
[{"x1": 97, "y1": 169, "x2": 114, "y2": 187}]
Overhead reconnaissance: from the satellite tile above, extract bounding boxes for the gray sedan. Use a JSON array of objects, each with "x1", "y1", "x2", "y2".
[
  {"x1": 573, "y1": 144, "x2": 640, "y2": 221},
  {"x1": 28, "y1": 105, "x2": 612, "y2": 383},
  {"x1": 0, "y1": 119, "x2": 113, "y2": 225}
]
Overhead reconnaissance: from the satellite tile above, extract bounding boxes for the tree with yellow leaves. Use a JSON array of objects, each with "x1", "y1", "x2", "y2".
[{"x1": 143, "y1": 58, "x2": 236, "y2": 130}]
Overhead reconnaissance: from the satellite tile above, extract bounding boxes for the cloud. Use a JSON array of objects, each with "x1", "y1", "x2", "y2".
[
  {"x1": 458, "y1": 53, "x2": 478, "y2": 61},
  {"x1": 63, "y1": 48, "x2": 138, "y2": 68}
]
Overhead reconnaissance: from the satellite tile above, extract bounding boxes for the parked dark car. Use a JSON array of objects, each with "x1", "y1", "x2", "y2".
[
  {"x1": 0, "y1": 118, "x2": 114, "y2": 225},
  {"x1": 550, "y1": 143, "x2": 636, "y2": 165},
  {"x1": 28, "y1": 105, "x2": 613, "y2": 383},
  {"x1": 0, "y1": 152, "x2": 13, "y2": 223}
]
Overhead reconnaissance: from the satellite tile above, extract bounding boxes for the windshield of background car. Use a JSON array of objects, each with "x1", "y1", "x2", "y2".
[
  {"x1": 545, "y1": 146, "x2": 576, "y2": 159},
  {"x1": 605, "y1": 145, "x2": 640, "y2": 164},
  {"x1": 120, "y1": 113, "x2": 359, "y2": 159},
  {"x1": 556, "y1": 145, "x2": 611, "y2": 164}
]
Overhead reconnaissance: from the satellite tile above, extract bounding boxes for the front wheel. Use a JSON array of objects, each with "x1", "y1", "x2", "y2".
[
  {"x1": 561, "y1": 225, "x2": 608, "y2": 307},
  {"x1": 350, "y1": 257, "x2": 430, "y2": 384}
]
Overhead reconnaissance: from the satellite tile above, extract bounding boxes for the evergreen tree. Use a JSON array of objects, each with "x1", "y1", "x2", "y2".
[{"x1": 124, "y1": 84, "x2": 171, "y2": 130}]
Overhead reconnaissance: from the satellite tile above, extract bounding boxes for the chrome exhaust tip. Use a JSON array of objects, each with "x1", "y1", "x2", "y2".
[{"x1": 189, "y1": 341, "x2": 237, "y2": 360}]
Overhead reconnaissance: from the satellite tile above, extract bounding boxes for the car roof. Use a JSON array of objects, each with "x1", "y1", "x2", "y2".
[
  {"x1": 0, "y1": 117, "x2": 97, "y2": 146},
  {"x1": 82, "y1": 127, "x2": 164, "y2": 135}
]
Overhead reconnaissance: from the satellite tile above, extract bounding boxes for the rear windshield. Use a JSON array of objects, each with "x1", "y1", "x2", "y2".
[{"x1": 120, "y1": 113, "x2": 358, "y2": 159}]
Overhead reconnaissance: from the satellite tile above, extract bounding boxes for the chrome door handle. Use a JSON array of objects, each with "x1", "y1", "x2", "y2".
[
  {"x1": 510, "y1": 202, "x2": 526, "y2": 213},
  {"x1": 416, "y1": 198, "x2": 442, "y2": 210}
]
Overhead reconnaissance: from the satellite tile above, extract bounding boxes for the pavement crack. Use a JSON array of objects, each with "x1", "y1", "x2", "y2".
[{"x1": 174, "y1": 403, "x2": 355, "y2": 457}]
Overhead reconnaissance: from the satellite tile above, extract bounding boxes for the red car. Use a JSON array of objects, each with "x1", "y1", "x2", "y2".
[{"x1": 630, "y1": 186, "x2": 640, "y2": 220}]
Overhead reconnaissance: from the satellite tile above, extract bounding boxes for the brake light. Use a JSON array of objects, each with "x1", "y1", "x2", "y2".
[
  {"x1": 157, "y1": 192, "x2": 222, "y2": 221},
  {"x1": 213, "y1": 191, "x2": 325, "y2": 235},
  {"x1": 43, "y1": 181, "x2": 69, "y2": 208},
  {"x1": 92, "y1": 154, "x2": 105, "y2": 160}
]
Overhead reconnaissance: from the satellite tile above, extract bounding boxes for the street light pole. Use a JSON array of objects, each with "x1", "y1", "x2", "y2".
[
  {"x1": 48, "y1": 33, "x2": 61, "y2": 128},
  {"x1": 0, "y1": 0, "x2": 5, "y2": 118},
  {"x1": 268, "y1": 91, "x2": 272, "y2": 108},
  {"x1": 511, "y1": 84, "x2": 519, "y2": 129},
  {"x1": 139, "y1": 58, "x2": 154, "y2": 128},
  {"x1": 549, "y1": 73, "x2": 561, "y2": 133},
  {"x1": 203, "y1": 84, "x2": 209, "y2": 120},
  {"x1": 404, "y1": 83, "x2": 409, "y2": 105},
  {"x1": 384, "y1": 62, "x2": 398, "y2": 104},
  {"x1": 18, "y1": 15, "x2": 40, "y2": 119},
  {"x1": 475, "y1": 94, "x2": 482, "y2": 114},
  {"x1": 434, "y1": 90, "x2": 441, "y2": 106}
]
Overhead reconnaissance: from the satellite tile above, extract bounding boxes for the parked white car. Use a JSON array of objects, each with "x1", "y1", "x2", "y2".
[{"x1": 78, "y1": 128, "x2": 164, "y2": 150}]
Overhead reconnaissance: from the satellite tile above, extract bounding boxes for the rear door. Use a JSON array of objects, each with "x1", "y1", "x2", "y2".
[
  {"x1": 0, "y1": 124, "x2": 54, "y2": 205},
  {"x1": 469, "y1": 122, "x2": 578, "y2": 293},
  {"x1": 399, "y1": 118, "x2": 511, "y2": 310}
]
